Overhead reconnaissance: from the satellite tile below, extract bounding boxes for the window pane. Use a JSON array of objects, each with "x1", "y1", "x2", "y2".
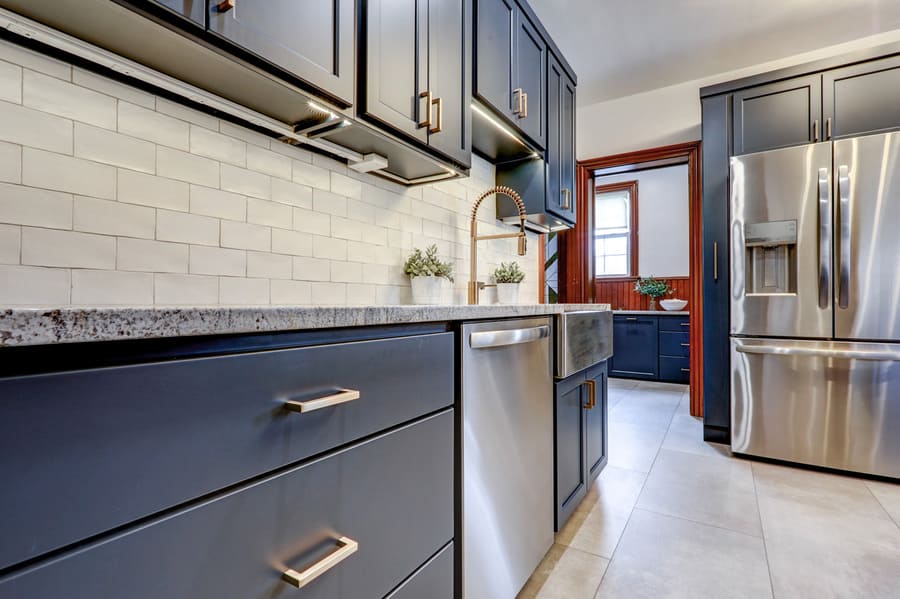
[
  {"x1": 606, "y1": 235, "x2": 627, "y2": 255},
  {"x1": 605, "y1": 254, "x2": 627, "y2": 275},
  {"x1": 595, "y1": 190, "x2": 629, "y2": 230}
]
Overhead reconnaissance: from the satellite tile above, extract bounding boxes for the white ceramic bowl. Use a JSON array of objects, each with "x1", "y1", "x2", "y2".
[{"x1": 660, "y1": 299, "x2": 688, "y2": 311}]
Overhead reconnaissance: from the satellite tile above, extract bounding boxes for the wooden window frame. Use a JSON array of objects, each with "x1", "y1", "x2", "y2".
[{"x1": 593, "y1": 180, "x2": 639, "y2": 281}]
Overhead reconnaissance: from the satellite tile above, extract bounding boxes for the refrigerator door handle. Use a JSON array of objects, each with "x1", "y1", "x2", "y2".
[
  {"x1": 736, "y1": 344, "x2": 900, "y2": 362},
  {"x1": 837, "y1": 164, "x2": 851, "y2": 309},
  {"x1": 817, "y1": 167, "x2": 831, "y2": 309}
]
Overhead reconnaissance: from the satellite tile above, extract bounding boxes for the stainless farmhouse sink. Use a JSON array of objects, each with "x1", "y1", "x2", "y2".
[{"x1": 556, "y1": 310, "x2": 614, "y2": 378}]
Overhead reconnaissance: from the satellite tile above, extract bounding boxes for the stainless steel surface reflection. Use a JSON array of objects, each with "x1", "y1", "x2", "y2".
[
  {"x1": 556, "y1": 310, "x2": 613, "y2": 378},
  {"x1": 731, "y1": 337, "x2": 900, "y2": 478},
  {"x1": 462, "y1": 317, "x2": 553, "y2": 599}
]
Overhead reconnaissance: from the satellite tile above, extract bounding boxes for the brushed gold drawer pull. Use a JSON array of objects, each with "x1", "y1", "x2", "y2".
[
  {"x1": 418, "y1": 91, "x2": 432, "y2": 128},
  {"x1": 430, "y1": 96, "x2": 443, "y2": 134},
  {"x1": 680, "y1": 323, "x2": 689, "y2": 327},
  {"x1": 217, "y1": 0, "x2": 235, "y2": 11},
  {"x1": 282, "y1": 536, "x2": 358, "y2": 589},
  {"x1": 680, "y1": 368, "x2": 690, "y2": 373},
  {"x1": 521, "y1": 91, "x2": 528, "y2": 119},
  {"x1": 625, "y1": 317, "x2": 638, "y2": 321},
  {"x1": 284, "y1": 389, "x2": 360, "y2": 413},
  {"x1": 513, "y1": 88, "x2": 524, "y2": 116},
  {"x1": 582, "y1": 379, "x2": 597, "y2": 409},
  {"x1": 680, "y1": 343, "x2": 690, "y2": 347}
]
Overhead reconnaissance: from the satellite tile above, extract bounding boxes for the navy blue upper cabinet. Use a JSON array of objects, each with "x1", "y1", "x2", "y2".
[
  {"x1": 732, "y1": 75, "x2": 821, "y2": 155},
  {"x1": 361, "y1": 0, "x2": 472, "y2": 166},
  {"x1": 546, "y1": 53, "x2": 576, "y2": 223},
  {"x1": 474, "y1": 0, "x2": 546, "y2": 149},
  {"x1": 823, "y1": 54, "x2": 900, "y2": 139},
  {"x1": 208, "y1": 0, "x2": 355, "y2": 106},
  {"x1": 137, "y1": 0, "x2": 204, "y2": 26}
]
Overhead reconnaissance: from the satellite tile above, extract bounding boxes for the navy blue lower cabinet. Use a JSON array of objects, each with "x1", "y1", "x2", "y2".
[
  {"x1": 610, "y1": 316, "x2": 658, "y2": 379},
  {"x1": 554, "y1": 362, "x2": 608, "y2": 531}
]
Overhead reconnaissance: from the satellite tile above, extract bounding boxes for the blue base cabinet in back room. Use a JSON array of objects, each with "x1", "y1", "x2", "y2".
[
  {"x1": 610, "y1": 314, "x2": 690, "y2": 384},
  {"x1": 554, "y1": 362, "x2": 608, "y2": 531}
]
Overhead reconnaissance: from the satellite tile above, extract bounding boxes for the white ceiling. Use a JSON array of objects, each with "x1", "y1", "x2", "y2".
[{"x1": 527, "y1": 0, "x2": 900, "y2": 105}]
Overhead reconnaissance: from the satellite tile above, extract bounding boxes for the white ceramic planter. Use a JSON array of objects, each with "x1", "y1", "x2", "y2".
[
  {"x1": 496, "y1": 283, "x2": 520, "y2": 305},
  {"x1": 410, "y1": 276, "x2": 444, "y2": 305}
]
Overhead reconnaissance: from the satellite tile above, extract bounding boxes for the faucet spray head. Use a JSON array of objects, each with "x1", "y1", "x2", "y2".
[{"x1": 517, "y1": 234, "x2": 527, "y2": 256}]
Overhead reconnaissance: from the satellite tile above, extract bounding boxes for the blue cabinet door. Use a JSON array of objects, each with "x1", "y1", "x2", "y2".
[
  {"x1": 554, "y1": 374, "x2": 586, "y2": 530},
  {"x1": 584, "y1": 362, "x2": 607, "y2": 482},
  {"x1": 610, "y1": 316, "x2": 658, "y2": 379}
]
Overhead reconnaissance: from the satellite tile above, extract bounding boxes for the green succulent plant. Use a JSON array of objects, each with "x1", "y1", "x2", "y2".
[
  {"x1": 493, "y1": 261, "x2": 525, "y2": 284},
  {"x1": 634, "y1": 276, "x2": 673, "y2": 299},
  {"x1": 403, "y1": 244, "x2": 454, "y2": 282}
]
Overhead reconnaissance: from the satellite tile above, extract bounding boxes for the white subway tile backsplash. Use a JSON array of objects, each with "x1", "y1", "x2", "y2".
[
  {"x1": 157, "y1": 209, "x2": 219, "y2": 246},
  {"x1": 270, "y1": 279, "x2": 311, "y2": 305},
  {"x1": 23, "y1": 148, "x2": 116, "y2": 199},
  {"x1": 246, "y1": 144, "x2": 292, "y2": 179},
  {"x1": 0, "y1": 182, "x2": 73, "y2": 229},
  {"x1": 271, "y1": 178, "x2": 313, "y2": 208},
  {"x1": 118, "y1": 238, "x2": 188, "y2": 273},
  {"x1": 247, "y1": 198, "x2": 291, "y2": 228},
  {"x1": 311, "y1": 282, "x2": 346, "y2": 304},
  {"x1": 292, "y1": 256, "x2": 330, "y2": 282},
  {"x1": 219, "y1": 276, "x2": 269, "y2": 305},
  {"x1": 0, "y1": 224, "x2": 20, "y2": 264},
  {"x1": 0, "y1": 264, "x2": 70, "y2": 305},
  {"x1": 72, "y1": 269, "x2": 153, "y2": 305},
  {"x1": 247, "y1": 251, "x2": 292, "y2": 280},
  {"x1": 23, "y1": 70, "x2": 116, "y2": 129},
  {"x1": 0, "y1": 142, "x2": 21, "y2": 184},
  {"x1": 0, "y1": 42, "x2": 540, "y2": 308},
  {"x1": 190, "y1": 125, "x2": 246, "y2": 166},
  {"x1": 21, "y1": 227, "x2": 115, "y2": 269},
  {"x1": 73, "y1": 196, "x2": 155, "y2": 239},
  {"x1": 190, "y1": 185, "x2": 246, "y2": 221},
  {"x1": 154, "y1": 273, "x2": 218, "y2": 305},
  {"x1": 73, "y1": 68, "x2": 155, "y2": 109},
  {"x1": 221, "y1": 163, "x2": 270, "y2": 199},
  {"x1": 74, "y1": 123, "x2": 156, "y2": 173},
  {"x1": 220, "y1": 220, "x2": 270, "y2": 252},
  {"x1": 157, "y1": 146, "x2": 219, "y2": 188},
  {"x1": 118, "y1": 101, "x2": 189, "y2": 150},
  {"x1": 118, "y1": 169, "x2": 189, "y2": 211},
  {"x1": 0, "y1": 100, "x2": 73, "y2": 154},
  {"x1": 271, "y1": 229, "x2": 312, "y2": 256},
  {"x1": 292, "y1": 161, "x2": 330, "y2": 190},
  {"x1": 0, "y1": 60, "x2": 21, "y2": 103},
  {"x1": 189, "y1": 245, "x2": 245, "y2": 276}
]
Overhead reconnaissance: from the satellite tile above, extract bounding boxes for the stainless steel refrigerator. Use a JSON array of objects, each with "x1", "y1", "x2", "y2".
[{"x1": 729, "y1": 131, "x2": 900, "y2": 479}]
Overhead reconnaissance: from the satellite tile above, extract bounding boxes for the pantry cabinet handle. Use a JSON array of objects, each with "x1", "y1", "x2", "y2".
[
  {"x1": 217, "y1": 0, "x2": 235, "y2": 11},
  {"x1": 284, "y1": 389, "x2": 360, "y2": 413},
  {"x1": 813, "y1": 119, "x2": 819, "y2": 142},
  {"x1": 430, "y1": 96, "x2": 443, "y2": 134},
  {"x1": 281, "y1": 536, "x2": 359, "y2": 589},
  {"x1": 582, "y1": 379, "x2": 597, "y2": 409},
  {"x1": 418, "y1": 91, "x2": 432, "y2": 128}
]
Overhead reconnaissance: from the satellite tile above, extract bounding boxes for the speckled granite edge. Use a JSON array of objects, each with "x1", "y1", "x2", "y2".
[{"x1": 0, "y1": 304, "x2": 610, "y2": 347}]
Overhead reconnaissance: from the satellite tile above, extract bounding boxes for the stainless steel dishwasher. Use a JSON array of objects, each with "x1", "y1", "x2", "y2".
[{"x1": 461, "y1": 317, "x2": 553, "y2": 599}]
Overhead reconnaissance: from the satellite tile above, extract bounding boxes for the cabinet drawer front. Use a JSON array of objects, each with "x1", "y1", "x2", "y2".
[
  {"x1": 659, "y1": 331, "x2": 690, "y2": 357},
  {"x1": 659, "y1": 356, "x2": 690, "y2": 383},
  {"x1": 0, "y1": 412, "x2": 453, "y2": 599},
  {"x1": 0, "y1": 332, "x2": 453, "y2": 570},
  {"x1": 658, "y1": 316, "x2": 690, "y2": 332},
  {"x1": 386, "y1": 541, "x2": 454, "y2": 599}
]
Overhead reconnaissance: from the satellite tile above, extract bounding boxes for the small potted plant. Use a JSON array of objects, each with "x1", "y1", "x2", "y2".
[
  {"x1": 634, "y1": 276, "x2": 673, "y2": 311},
  {"x1": 493, "y1": 261, "x2": 525, "y2": 304},
  {"x1": 403, "y1": 244, "x2": 453, "y2": 305}
]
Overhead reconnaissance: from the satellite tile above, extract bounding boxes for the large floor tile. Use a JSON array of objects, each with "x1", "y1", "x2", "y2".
[
  {"x1": 518, "y1": 544, "x2": 609, "y2": 599},
  {"x1": 661, "y1": 412, "x2": 731, "y2": 460},
  {"x1": 607, "y1": 422, "x2": 666, "y2": 473},
  {"x1": 595, "y1": 509, "x2": 772, "y2": 599},
  {"x1": 635, "y1": 381, "x2": 688, "y2": 394},
  {"x1": 557, "y1": 499, "x2": 632, "y2": 559},
  {"x1": 866, "y1": 480, "x2": 900, "y2": 525},
  {"x1": 607, "y1": 377, "x2": 639, "y2": 390},
  {"x1": 637, "y1": 449, "x2": 762, "y2": 536},
  {"x1": 608, "y1": 398, "x2": 677, "y2": 431},
  {"x1": 583, "y1": 466, "x2": 648, "y2": 514}
]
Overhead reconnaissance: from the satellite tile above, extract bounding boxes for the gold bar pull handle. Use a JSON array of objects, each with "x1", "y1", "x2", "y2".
[
  {"x1": 826, "y1": 117, "x2": 833, "y2": 140},
  {"x1": 713, "y1": 241, "x2": 718, "y2": 281},
  {"x1": 284, "y1": 389, "x2": 360, "y2": 413},
  {"x1": 217, "y1": 0, "x2": 235, "y2": 11},
  {"x1": 430, "y1": 97, "x2": 443, "y2": 134},
  {"x1": 418, "y1": 91, "x2": 432, "y2": 128},
  {"x1": 561, "y1": 188, "x2": 571, "y2": 210},
  {"x1": 281, "y1": 536, "x2": 359, "y2": 589},
  {"x1": 813, "y1": 119, "x2": 819, "y2": 142},
  {"x1": 521, "y1": 91, "x2": 528, "y2": 119},
  {"x1": 582, "y1": 379, "x2": 597, "y2": 409},
  {"x1": 513, "y1": 88, "x2": 523, "y2": 116}
]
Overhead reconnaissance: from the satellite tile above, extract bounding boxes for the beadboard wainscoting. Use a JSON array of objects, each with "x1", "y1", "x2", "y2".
[
  {"x1": 0, "y1": 39, "x2": 539, "y2": 307},
  {"x1": 593, "y1": 276, "x2": 691, "y2": 311}
]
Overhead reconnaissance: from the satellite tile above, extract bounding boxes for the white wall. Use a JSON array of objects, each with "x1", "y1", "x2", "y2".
[
  {"x1": 0, "y1": 39, "x2": 540, "y2": 307},
  {"x1": 577, "y1": 29, "x2": 900, "y2": 159},
  {"x1": 596, "y1": 165, "x2": 689, "y2": 277}
]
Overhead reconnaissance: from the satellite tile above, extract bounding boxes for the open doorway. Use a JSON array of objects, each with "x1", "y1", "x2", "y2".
[{"x1": 557, "y1": 142, "x2": 703, "y2": 417}]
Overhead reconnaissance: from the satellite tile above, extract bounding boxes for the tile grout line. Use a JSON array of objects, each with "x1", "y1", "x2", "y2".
[
  {"x1": 861, "y1": 481, "x2": 900, "y2": 530},
  {"x1": 749, "y1": 463, "x2": 778, "y2": 598},
  {"x1": 592, "y1": 383, "x2": 686, "y2": 598}
]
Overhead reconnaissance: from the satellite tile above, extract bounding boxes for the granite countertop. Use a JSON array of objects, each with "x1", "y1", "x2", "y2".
[
  {"x1": 613, "y1": 310, "x2": 689, "y2": 316},
  {"x1": 0, "y1": 304, "x2": 611, "y2": 348}
]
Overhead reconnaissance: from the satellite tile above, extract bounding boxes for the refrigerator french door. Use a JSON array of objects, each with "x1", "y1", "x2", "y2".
[{"x1": 729, "y1": 131, "x2": 900, "y2": 479}]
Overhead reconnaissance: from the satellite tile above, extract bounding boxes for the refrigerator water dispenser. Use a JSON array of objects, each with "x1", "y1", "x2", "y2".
[{"x1": 744, "y1": 220, "x2": 797, "y2": 295}]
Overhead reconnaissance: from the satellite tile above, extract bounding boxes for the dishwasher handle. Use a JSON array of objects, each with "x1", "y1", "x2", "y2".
[{"x1": 470, "y1": 325, "x2": 550, "y2": 349}]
